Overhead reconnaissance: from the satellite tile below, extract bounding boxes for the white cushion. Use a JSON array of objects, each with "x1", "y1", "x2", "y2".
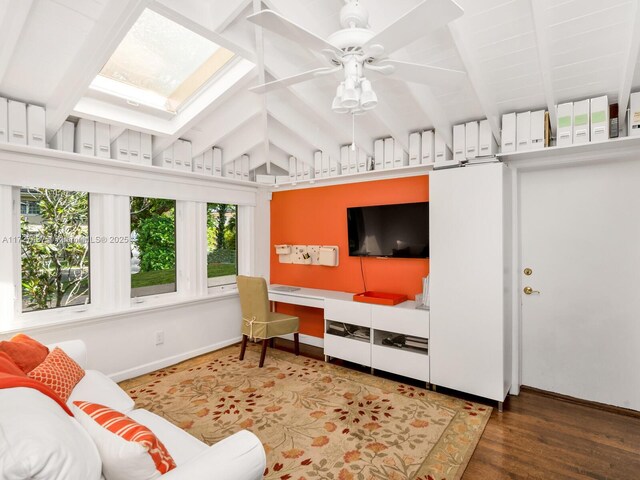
[
  {"x1": 0, "y1": 387, "x2": 102, "y2": 480},
  {"x1": 72, "y1": 403, "x2": 176, "y2": 480},
  {"x1": 68, "y1": 370, "x2": 135, "y2": 413},
  {"x1": 127, "y1": 409, "x2": 207, "y2": 466}
]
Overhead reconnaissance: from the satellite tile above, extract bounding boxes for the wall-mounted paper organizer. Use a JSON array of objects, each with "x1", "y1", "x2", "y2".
[{"x1": 275, "y1": 245, "x2": 339, "y2": 266}]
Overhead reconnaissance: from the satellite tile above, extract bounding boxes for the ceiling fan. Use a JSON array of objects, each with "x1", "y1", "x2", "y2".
[{"x1": 247, "y1": 0, "x2": 467, "y2": 115}]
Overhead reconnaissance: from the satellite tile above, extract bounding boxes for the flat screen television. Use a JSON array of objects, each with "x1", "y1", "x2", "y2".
[{"x1": 347, "y1": 202, "x2": 429, "y2": 258}]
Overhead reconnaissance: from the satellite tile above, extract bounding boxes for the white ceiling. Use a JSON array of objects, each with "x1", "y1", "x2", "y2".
[{"x1": 1, "y1": 0, "x2": 640, "y2": 171}]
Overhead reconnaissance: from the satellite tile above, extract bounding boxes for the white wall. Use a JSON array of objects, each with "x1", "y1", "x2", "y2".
[{"x1": 0, "y1": 296, "x2": 242, "y2": 381}]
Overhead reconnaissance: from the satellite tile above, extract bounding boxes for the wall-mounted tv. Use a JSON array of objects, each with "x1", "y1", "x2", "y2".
[{"x1": 347, "y1": 202, "x2": 429, "y2": 258}]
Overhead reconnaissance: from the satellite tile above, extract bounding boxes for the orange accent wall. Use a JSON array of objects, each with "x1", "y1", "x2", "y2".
[{"x1": 271, "y1": 176, "x2": 429, "y2": 338}]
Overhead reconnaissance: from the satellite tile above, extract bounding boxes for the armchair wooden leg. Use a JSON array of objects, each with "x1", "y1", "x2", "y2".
[
  {"x1": 239, "y1": 334, "x2": 248, "y2": 361},
  {"x1": 294, "y1": 332, "x2": 300, "y2": 356},
  {"x1": 259, "y1": 339, "x2": 269, "y2": 368}
]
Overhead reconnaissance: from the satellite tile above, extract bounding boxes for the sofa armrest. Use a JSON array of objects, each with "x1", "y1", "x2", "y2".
[
  {"x1": 160, "y1": 430, "x2": 266, "y2": 480},
  {"x1": 46, "y1": 340, "x2": 87, "y2": 369}
]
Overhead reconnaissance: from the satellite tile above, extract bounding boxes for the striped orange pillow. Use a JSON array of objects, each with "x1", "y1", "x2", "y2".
[
  {"x1": 73, "y1": 401, "x2": 176, "y2": 478},
  {"x1": 28, "y1": 347, "x2": 85, "y2": 403}
]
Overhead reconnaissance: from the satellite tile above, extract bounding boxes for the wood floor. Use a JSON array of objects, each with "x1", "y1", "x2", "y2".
[{"x1": 272, "y1": 338, "x2": 640, "y2": 480}]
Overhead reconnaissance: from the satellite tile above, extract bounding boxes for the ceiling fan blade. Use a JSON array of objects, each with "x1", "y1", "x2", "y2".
[
  {"x1": 247, "y1": 9, "x2": 342, "y2": 55},
  {"x1": 370, "y1": 60, "x2": 466, "y2": 87},
  {"x1": 363, "y1": 0, "x2": 464, "y2": 58},
  {"x1": 249, "y1": 67, "x2": 340, "y2": 94}
]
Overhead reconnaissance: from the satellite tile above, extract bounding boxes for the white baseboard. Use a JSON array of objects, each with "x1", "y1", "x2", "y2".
[
  {"x1": 279, "y1": 333, "x2": 324, "y2": 349},
  {"x1": 108, "y1": 336, "x2": 242, "y2": 382}
]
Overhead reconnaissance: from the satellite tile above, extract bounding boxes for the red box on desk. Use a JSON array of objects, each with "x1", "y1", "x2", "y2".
[{"x1": 353, "y1": 291, "x2": 408, "y2": 306}]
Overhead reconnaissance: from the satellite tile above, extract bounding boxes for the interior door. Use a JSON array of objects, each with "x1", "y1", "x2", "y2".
[{"x1": 520, "y1": 159, "x2": 640, "y2": 411}]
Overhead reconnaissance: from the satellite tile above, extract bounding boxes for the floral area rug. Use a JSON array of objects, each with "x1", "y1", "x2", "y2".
[{"x1": 119, "y1": 343, "x2": 490, "y2": 480}]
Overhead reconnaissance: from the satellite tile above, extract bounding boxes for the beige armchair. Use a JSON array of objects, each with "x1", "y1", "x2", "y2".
[{"x1": 237, "y1": 275, "x2": 300, "y2": 367}]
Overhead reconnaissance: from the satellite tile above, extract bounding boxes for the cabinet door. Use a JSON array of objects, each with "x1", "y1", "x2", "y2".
[
  {"x1": 429, "y1": 163, "x2": 510, "y2": 402},
  {"x1": 324, "y1": 299, "x2": 370, "y2": 327}
]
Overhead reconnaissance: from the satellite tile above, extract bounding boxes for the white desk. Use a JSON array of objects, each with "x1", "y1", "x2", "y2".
[{"x1": 268, "y1": 284, "x2": 353, "y2": 309}]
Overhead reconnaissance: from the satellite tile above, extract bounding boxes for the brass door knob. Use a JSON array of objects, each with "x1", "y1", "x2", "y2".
[{"x1": 523, "y1": 286, "x2": 540, "y2": 295}]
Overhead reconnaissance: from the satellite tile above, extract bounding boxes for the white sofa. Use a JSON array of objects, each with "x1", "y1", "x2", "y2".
[{"x1": 0, "y1": 340, "x2": 266, "y2": 480}]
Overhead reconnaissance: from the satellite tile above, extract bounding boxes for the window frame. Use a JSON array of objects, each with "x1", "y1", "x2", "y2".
[
  {"x1": 18, "y1": 186, "x2": 92, "y2": 317},
  {"x1": 205, "y1": 203, "x2": 238, "y2": 290}
]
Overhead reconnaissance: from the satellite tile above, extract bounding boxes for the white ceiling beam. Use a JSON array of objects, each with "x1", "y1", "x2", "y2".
[
  {"x1": 46, "y1": 0, "x2": 152, "y2": 140},
  {"x1": 218, "y1": 116, "x2": 265, "y2": 164},
  {"x1": 252, "y1": 0, "x2": 271, "y2": 173},
  {"x1": 211, "y1": 0, "x2": 253, "y2": 33},
  {"x1": 268, "y1": 118, "x2": 315, "y2": 166},
  {"x1": 617, "y1": 1, "x2": 640, "y2": 125},
  {"x1": 0, "y1": 0, "x2": 34, "y2": 86},
  {"x1": 152, "y1": 0, "x2": 256, "y2": 62},
  {"x1": 266, "y1": 90, "x2": 340, "y2": 161},
  {"x1": 529, "y1": 0, "x2": 557, "y2": 136},
  {"x1": 152, "y1": 68, "x2": 259, "y2": 156},
  {"x1": 185, "y1": 98, "x2": 264, "y2": 155},
  {"x1": 407, "y1": 83, "x2": 454, "y2": 148},
  {"x1": 449, "y1": 21, "x2": 501, "y2": 144}
]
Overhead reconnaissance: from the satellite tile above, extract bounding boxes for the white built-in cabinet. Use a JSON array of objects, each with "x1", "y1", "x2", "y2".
[
  {"x1": 323, "y1": 298, "x2": 430, "y2": 383},
  {"x1": 429, "y1": 162, "x2": 512, "y2": 404}
]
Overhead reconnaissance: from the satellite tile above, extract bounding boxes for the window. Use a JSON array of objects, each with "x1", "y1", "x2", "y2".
[
  {"x1": 20, "y1": 188, "x2": 90, "y2": 313},
  {"x1": 130, "y1": 197, "x2": 176, "y2": 298},
  {"x1": 207, "y1": 203, "x2": 237, "y2": 287},
  {"x1": 93, "y1": 9, "x2": 235, "y2": 113}
]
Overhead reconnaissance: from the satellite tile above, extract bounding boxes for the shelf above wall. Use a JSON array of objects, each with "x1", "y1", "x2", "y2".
[
  {"x1": 269, "y1": 163, "x2": 435, "y2": 191},
  {"x1": 498, "y1": 135, "x2": 640, "y2": 167}
]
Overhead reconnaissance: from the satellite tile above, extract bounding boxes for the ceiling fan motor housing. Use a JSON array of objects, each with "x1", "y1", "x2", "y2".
[{"x1": 341, "y1": 1, "x2": 369, "y2": 29}]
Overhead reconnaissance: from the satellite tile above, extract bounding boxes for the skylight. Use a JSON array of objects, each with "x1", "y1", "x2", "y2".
[{"x1": 91, "y1": 9, "x2": 235, "y2": 113}]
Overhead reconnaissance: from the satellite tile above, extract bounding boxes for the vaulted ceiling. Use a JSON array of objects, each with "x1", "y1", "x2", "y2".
[{"x1": 1, "y1": 0, "x2": 639, "y2": 173}]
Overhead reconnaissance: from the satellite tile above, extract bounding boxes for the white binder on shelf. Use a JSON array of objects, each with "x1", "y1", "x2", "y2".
[
  {"x1": 339, "y1": 145, "x2": 349, "y2": 175},
  {"x1": 465, "y1": 121, "x2": 479, "y2": 160},
  {"x1": 0, "y1": 97, "x2": 7, "y2": 143},
  {"x1": 180, "y1": 140, "x2": 193, "y2": 172},
  {"x1": 203, "y1": 148, "x2": 214, "y2": 175},
  {"x1": 573, "y1": 99, "x2": 590, "y2": 145},
  {"x1": 556, "y1": 102, "x2": 573, "y2": 147},
  {"x1": 295, "y1": 158, "x2": 304, "y2": 181},
  {"x1": 75, "y1": 119, "x2": 95, "y2": 156},
  {"x1": 434, "y1": 132, "x2": 452, "y2": 164},
  {"x1": 256, "y1": 174, "x2": 276, "y2": 185},
  {"x1": 500, "y1": 112, "x2": 516, "y2": 153},
  {"x1": 393, "y1": 139, "x2": 409, "y2": 168},
  {"x1": 233, "y1": 157, "x2": 242, "y2": 179},
  {"x1": 374, "y1": 138, "x2": 384, "y2": 170},
  {"x1": 224, "y1": 159, "x2": 235, "y2": 178},
  {"x1": 152, "y1": 147, "x2": 173, "y2": 169},
  {"x1": 321, "y1": 152, "x2": 330, "y2": 177},
  {"x1": 516, "y1": 111, "x2": 531, "y2": 151},
  {"x1": 95, "y1": 122, "x2": 111, "y2": 159},
  {"x1": 453, "y1": 124, "x2": 465, "y2": 162},
  {"x1": 421, "y1": 130, "x2": 434, "y2": 164},
  {"x1": 193, "y1": 153, "x2": 205, "y2": 174},
  {"x1": 348, "y1": 146, "x2": 358, "y2": 174},
  {"x1": 111, "y1": 131, "x2": 129, "y2": 162},
  {"x1": 140, "y1": 133, "x2": 152, "y2": 165},
  {"x1": 26, "y1": 104, "x2": 45, "y2": 148},
  {"x1": 590, "y1": 96, "x2": 609, "y2": 143},
  {"x1": 241, "y1": 154, "x2": 250, "y2": 180},
  {"x1": 8, "y1": 100, "x2": 27, "y2": 145},
  {"x1": 313, "y1": 151, "x2": 322, "y2": 178},
  {"x1": 479, "y1": 120, "x2": 497, "y2": 156},
  {"x1": 357, "y1": 147, "x2": 367, "y2": 172},
  {"x1": 409, "y1": 132, "x2": 421, "y2": 166},
  {"x1": 128, "y1": 130, "x2": 141, "y2": 164},
  {"x1": 288, "y1": 156, "x2": 296, "y2": 182},
  {"x1": 329, "y1": 155, "x2": 340, "y2": 176},
  {"x1": 172, "y1": 141, "x2": 185, "y2": 170},
  {"x1": 530, "y1": 110, "x2": 545, "y2": 150},
  {"x1": 213, "y1": 147, "x2": 222, "y2": 176},
  {"x1": 383, "y1": 137, "x2": 394, "y2": 169}
]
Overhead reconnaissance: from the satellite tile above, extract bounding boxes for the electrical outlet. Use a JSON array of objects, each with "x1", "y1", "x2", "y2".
[{"x1": 155, "y1": 330, "x2": 164, "y2": 346}]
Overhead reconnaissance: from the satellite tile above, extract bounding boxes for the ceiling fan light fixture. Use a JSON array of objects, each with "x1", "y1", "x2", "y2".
[
  {"x1": 332, "y1": 83, "x2": 350, "y2": 113},
  {"x1": 341, "y1": 77, "x2": 360, "y2": 108},
  {"x1": 359, "y1": 78, "x2": 377, "y2": 110}
]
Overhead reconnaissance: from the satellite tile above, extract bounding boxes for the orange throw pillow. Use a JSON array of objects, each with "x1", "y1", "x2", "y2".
[
  {"x1": 0, "y1": 352, "x2": 27, "y2": 377},
  {"x1": 0, "y1": 334, "x2": 49, "y2": 373},
  {"x1": 73, "y1": 401, "x2": 177, "y2": 477},
  {"x1": 28, "y1": 347, "x2": 85, "y2": 403}
]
